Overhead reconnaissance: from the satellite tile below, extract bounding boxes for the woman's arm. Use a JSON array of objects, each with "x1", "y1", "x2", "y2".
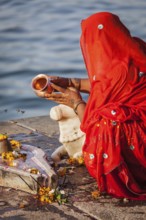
[
  {"x1": 69, "y1": 78, "x2": 90, "y2": 93},
  {"x1": 50, "y1": 77, "x2": 90, "y2": 93},
  {"x1": 33, "y1": 75, "x2": 89, "y2": 121},
  {"x1": 73, "y1": 100, "x2": 86, "y2": 121}
]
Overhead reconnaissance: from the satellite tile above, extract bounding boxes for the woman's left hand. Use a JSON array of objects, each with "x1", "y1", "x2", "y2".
[{"x1": 35, "y1": 83, "x2": 83, "y2": 109}]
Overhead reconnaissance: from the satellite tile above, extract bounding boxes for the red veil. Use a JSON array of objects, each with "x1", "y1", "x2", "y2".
[{"x1": 80, "y1": 12, "x2": 146, "y2": 200}]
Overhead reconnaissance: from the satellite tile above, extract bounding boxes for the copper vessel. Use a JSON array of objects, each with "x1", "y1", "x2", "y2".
[{"x1": 31, "y1": 74, "x2": 53, "y2": 93}]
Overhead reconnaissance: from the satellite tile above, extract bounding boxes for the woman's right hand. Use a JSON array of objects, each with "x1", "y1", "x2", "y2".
[{"x1": 43, "y1": 83, "x2": 83, "y2": 109}]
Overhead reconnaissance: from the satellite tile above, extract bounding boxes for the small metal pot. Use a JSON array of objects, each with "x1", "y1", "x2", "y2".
[
  {"x1": 0, "y1": 139, "x2": 13, "y2": 154},
  {"x1": 31, "y1": 74, "x2": 53, "y2": 93}
]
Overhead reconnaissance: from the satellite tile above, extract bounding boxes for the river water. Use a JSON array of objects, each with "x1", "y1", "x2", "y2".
[{"x1": 0, "y1": 0, "x2": 146, "y2": 121}]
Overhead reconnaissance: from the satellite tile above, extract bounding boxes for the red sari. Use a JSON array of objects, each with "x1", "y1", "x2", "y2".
[{"x1": 80, "y1": 12, "x2": 146, "y2": 200}]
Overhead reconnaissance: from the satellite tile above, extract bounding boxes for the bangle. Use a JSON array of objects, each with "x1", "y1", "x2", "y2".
[{"x1": 74, "y1": 100, "x2": 86, "y2": 114}]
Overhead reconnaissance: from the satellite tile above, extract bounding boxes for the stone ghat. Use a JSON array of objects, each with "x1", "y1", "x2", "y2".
[{"x1": 0, "y1": 116, "x2": 146, "y2": 220}]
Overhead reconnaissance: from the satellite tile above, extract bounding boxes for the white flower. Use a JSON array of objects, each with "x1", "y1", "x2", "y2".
[
  {"x1": 49, "y1": 189, "x2": 55, "y2": 194},
  {"x1": 60, "y1": 190, "x2": 65, "y2": 195}
]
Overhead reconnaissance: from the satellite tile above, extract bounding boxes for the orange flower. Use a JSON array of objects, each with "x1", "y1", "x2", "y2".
[
  {"x1": 57, "y1": 167, "x2": 67, "y2": 177},
  {"x1": 91, "y1": 190, "x2": 100, "y2": 199},
  {"x1": 10, "y1": 139, "x2": 21, "y2": 149},
  {"x1": 67, "y1": 156, "x2": 84, "y2": 165},
  {"x1": 0, "y1": 133, "x2": 7, "y2": 140},
  {"x1": 77, "y1": 156, "x2": 84, "y2": 165},
  {"x1": 67, "y1": 157, "x2": 76, "y2": 164}
]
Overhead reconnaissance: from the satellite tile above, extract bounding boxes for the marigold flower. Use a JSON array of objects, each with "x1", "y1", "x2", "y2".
[
  {"x1": 10, "y1": 139, "x2": 21, "y2": 149},
  {"x1": 0, "y1": 134, "x2": 8, "y2": 141},
  {"x1": 91, "y1": 190, "x2": 100, "y2": 199}
]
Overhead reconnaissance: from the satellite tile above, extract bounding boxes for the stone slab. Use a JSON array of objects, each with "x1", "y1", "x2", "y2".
[
  {"x1": 0, "y1": 187, "x2": 93, "y2": 220},
  {"x1": 11, "y1": 115, "x2": 59, "y2": 136},
  {"x1": 73, "y1": 199, "x2": 146, "y2": 220},
  {"x1": 0, "y1": 116, "x2": 146, "y2": 220},
  {"x1": 0, "y1": 120, "x2": 31, "y2": 136}
]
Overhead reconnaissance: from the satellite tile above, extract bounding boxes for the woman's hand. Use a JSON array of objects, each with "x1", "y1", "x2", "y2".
[
  {"x1": 35, "y1": 83, "x2": 83, "y2": 109},
  {"x1": 45, "y1": 83, "x2": 82, "y2": 109},
  {"x1": 35, "y1": 82, "x2": 86, "y2": 121}
]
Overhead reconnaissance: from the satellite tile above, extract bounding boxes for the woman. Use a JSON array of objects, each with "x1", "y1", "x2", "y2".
[{"x1": 35, "y1": 12, "x2": 146, "y2": 200}]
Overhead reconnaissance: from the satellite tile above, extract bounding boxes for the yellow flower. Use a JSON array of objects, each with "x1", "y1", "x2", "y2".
[
  {"x1": 38, "y1": 187, "x2": 55, "y2": 204},
  {"x1": 67, "y1": 157, "x2": 76, "y2": 164},
  {"x1": 10, "y1": 139, "x2": 21, "y2": 149},
  {"x1": 0, "y1": 134, "x2": 8, "y2": 141},
  {"x1": 1, "y1": 151, "x2": 27, "y2": 166},
  {"x1": 76, "y1": 156, "x2": 84, "y2": 165},
  {"x1": 67, "y1": 156, "x2": 84, "y2": 165},
  {"x1": 2, "y1": 152, "x2": 14, "y2": 161},
  {"x1": 91, "y1": 190, "x2": 100, "y2": 199},
  {"x1": 37, "y1": 186, "x2": 67, "y2": 204}
]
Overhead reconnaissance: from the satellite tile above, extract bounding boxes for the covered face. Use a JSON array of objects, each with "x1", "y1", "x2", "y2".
[{"x1": 80, "y1": 12, "x2": 146, "y2": 83}]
